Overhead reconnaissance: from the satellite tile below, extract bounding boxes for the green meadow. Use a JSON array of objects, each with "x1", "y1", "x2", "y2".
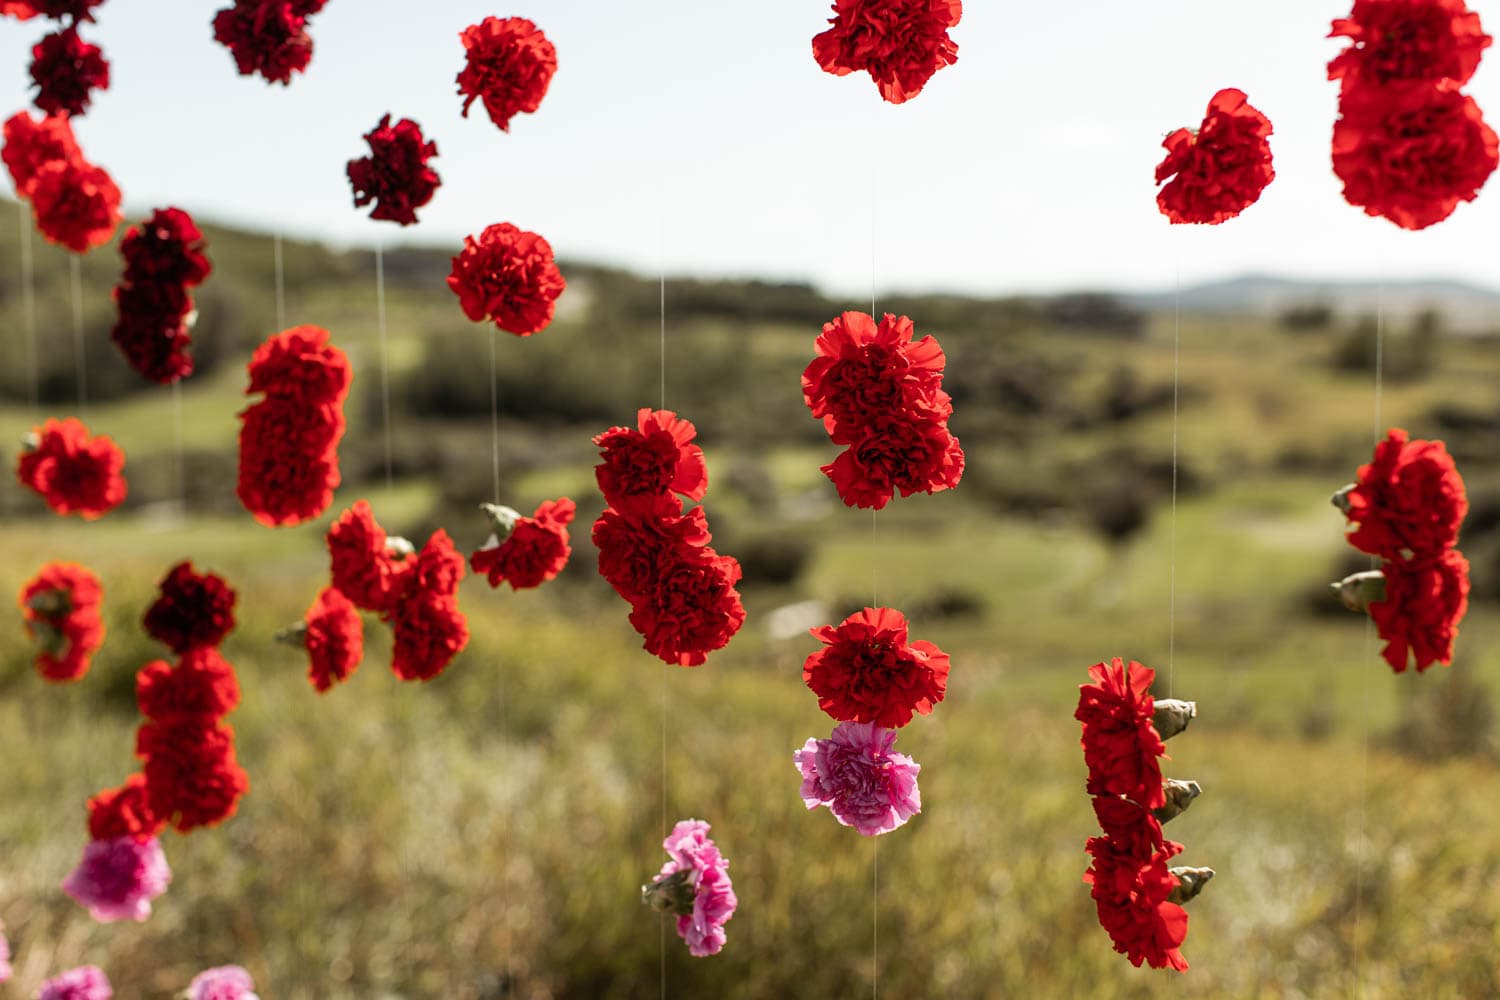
[{"x1": 1, "y1": 210, "x2": 1498, "y2": 997}]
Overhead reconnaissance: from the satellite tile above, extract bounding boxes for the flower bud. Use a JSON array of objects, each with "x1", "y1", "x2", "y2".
[
  {"x1": 1329, "y1": 484, "x2": 1356, "y2": 514},
  {"x1": 1167, "y1": 866, "x2": 1214, "y2": 904},
  {"x1": 1152, "y1": 699, "x2": 1197, "y2": 740},
  {"x1": 641, "y1": 868, "x2": 696, "y2": 916},
  {"x1": 1331, "y1": 570, "x2": 1386, "y2": 613},
  {"x1": 480, "y1": 502, "x2": 523, "y2": 542},
  {"x1": 274, "y1": 621, "x2": 308, "y2": 647},
  {"x1": 1153, "y1": 779, "x2": 1202, "y2": 824}
]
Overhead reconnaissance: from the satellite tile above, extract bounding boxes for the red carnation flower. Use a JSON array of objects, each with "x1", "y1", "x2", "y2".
[
  {"x1": 120, "y1": 207, "x2": 211, "y2": 286},
  {"x1": 592, "y1": 497, "x2": 712, "y2": 601},
  {"x1": 803, "y1": 606, "x2": 950, "y2": 728},
  {"x1": 87, "y1": 773, "x2": 165, "y2": 842},
  {"x1": 142, "y1": 561, "x2": 237, "y2": 653},
  {"x1": 245, "y1": 323, "x2": 351, "y2": 405},
  {"x1": 2, "y1": 109, "x2": 79, "y2": 197},
  {"x1": 301, "y1": 587, "x2": 363, "y2": 693},
  {"x1": 346, "y1": 114, "x2": 441, "y2": 226},
  {"x1": 1343, "y1": 428, "x2": 1467, "y2": 560},
  {"x1": 802, "y1": 312, "x2": 949, "y2": 444},
  {"x1": 19, "y1": 561, "x2": 104, "y2": 682},
  {"x1": 1092, "y1": 796, "x2": 1179, "y2": 860},
  {"x1": 1084, "y1": 834, "x2": 1189, "y2": 971},
  {"x1": 812, "y1": 0, "x2": 962, "y2": 104},
  {"x1": 408, "y1": 528, "x2": 465, "y2": 598},
  {"x1": 822, "y1": 415, "x2": 963, "y2": 510},
  {"x1": 327, "y1": 501, "x2": 415, "y2": 614},
  {"x1": 237, "y1": 326, "x2": 351, "y2": 527},
  {"x1": 30, "y1": 25, "x2": 109, "y2": 118},
  {"x1": 28, "y1": 157, "x2": 121, "y2": 253},
  {"x1": 471, "y1": 497, "x2": 575, "y2": 590},
  {"x1": 447, "y1": 222, "x2": 566, "y2": 336},
  {"x1": 135, "y1": 648, "x2": 242, "y2": 722},
  {"x1": 456, "y1": 16, "x2": 557, "y2": 132},
  {"x1": 110, "y1": 281, "x2": 195, "y2": 384},
  {"x1": 1371, "y1": 550, "x2": 1469, "y2": 672},
  {"x1": 17, "y1": 417, "x2": 127, "y2": 518},
  {"x1": 1075, "y1": 658, "x2": 1167, "y2": 810},
  {"x1": 627, "y1": 547, "x2": 745, "y2": 667},
  {"x1": 1332, "y1": 80, "x2": 1498, "y2": 230},
  {"x1": 212, "y1": 0, "x2": 316, "y2": 85},
  {"x1": 594, "y1": 409, "x2": 709, "y2": 511},
  {"x1": 1, "y1": 2, "x2": 39, "y2": 19},
  {"x1": 32, "y1": 0, "x2": 106, "y2": 20},
  {"x1": 136, "y1": 719, "x2": 249, "y2": 831},
  {"x1": 390, "y1": 591, "x2": 469, "y2": 682},
  {"x1": 1329, "y1": 0, "x2": 1490, "y2": 91},
  {"x1": 1155, "y1": 88, "x2": 1275, "y2": 225}
]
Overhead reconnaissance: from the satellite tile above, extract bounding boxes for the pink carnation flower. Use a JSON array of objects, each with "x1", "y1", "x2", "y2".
[
  {"x1": 794, "y1": 721, "x2": 921, "y2": 836},
  {"x1": 188, "y1": 965, "x2": 259, "y2": 1000},
  {"x1": 644, "y1": 819, "x2": 737, "y2": 957},
  {"x1": 61, "y1": 835, "x2": 171, "y2": 923},
  {"x1": 38, "y1": 966, "x2": 112, "y2": 1000},
  {"x1": 0, "y1": 922, "x2": 10, "y2": 982}
]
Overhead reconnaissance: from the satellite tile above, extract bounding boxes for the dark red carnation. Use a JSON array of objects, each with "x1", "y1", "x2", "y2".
[
  {"x1": 135, "y1": 648, "x2": 241, "y2": 722},
  {"x1": 1091, "y1": 796, "x2": 1179, "y2": 860},
  {"x1": 821, "y1": 414, "x2": 963, "y2": 510},
  {"x1": 1371, "y1": 550, "x2": 1469, "y2": 672},
  {"x1": 1075, "y1": 658, "x2": 1167, "y2": 810},
  {"x1": 245, "y1": 324, "x2": 351, "y2": 405},
  {"x1": 1155, "y1": 88, "x2": 1275, "y2": 225},
  {"x1": 32, "y1": 0, "x2": 106, "y2": 20},
  {"x1": 1084, "y1": 835, "x2": 1189, "y2": 971},
  {"x1": 812, "y1": 0, "x2": 962, "y2": 104},
  {"x1": 456, "y1": 16, "x2": 557, "y2": 132},
  {"x1": 592, "y1": 497, "x2": 712, "y2": 601},
  {"x1": 17, "y1": 417, "x2": 126, "y2": 518},
  {"x1": 1329, "y1": 0, "x2": 1490, "y2": 91},
  {"x1": 471, "y1": 497, "x2": 575, "y2": 590},
  {"x1": 303, "y1": 586, "x2": 363, "y2": 693},
  {"x1": 802, "y1": 312, "x2": 949, "y2": 444},
  {"x1": 28, "y1": 157, "x2": 121, "y2": 252},
  {"x1": 803, "y1": 606, "x2": 950, "y2": 728},
  {"x1": 120, "y1": 207, "x2": 211, "y2": 286},
  {"x1": 390, "y1": 591, "x2": 469, "y2": 682},
  {"x1": 2, "y1": 109, "x2": 79, "y2": 197},
  {"x1": 1332, "y1": 80, "x2": 1498, "y2": 230},
  {"x1": 327, "y1": 500, "x2": 415, "y2": 614},
  {"x1": 110, "y1": 281, "x2": 194, "y2": 384},
  {"x1": 30, "y1": 25, "x2": 109, "y2": 117},
  {"x1": 142, "y1": 561, "x2": 237, "y2": 653},
  {"x1": 346, "y1": 114, "x2": 441, "y2": 226},
  {"x1": 136, "y1": 719, "x2": 249, "y2": 831},
  {"x1": 627, "y1": 547, "x2": 745, "y2": 667},
  {"x1": 86, "y1": 773, "x2": 165, "y2": 843},
  {"x1": 1343, "y1": 428, "x2": 1467, "y2": 560},
  {"x1": 212, "y1": 0, "x2": 316, "y2": 85},
  {"x1": 18, "y1": 560, "x2": 104, "y2": 682},
  {"x1": 447, "y1": 222, "x2": 566, "y2": 336},
  {"x1": 237, "y1": 326, "x2": 350, "y2": 527},
  {"x1": 593, "y1": 409, "x2": 708, "y2": 511}
]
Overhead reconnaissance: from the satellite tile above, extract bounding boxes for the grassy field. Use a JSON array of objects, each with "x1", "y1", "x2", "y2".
[{"x1": 1, "y1": 218, "x2": 1498, "y2": 998}]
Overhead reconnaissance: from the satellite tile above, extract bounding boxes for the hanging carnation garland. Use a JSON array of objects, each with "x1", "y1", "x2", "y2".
[
  {"x1": 447, "y1": 222, "x2": 567, "y2": 336},
  {"x1": 212, "y1": 0, "x2": 330, "y2": 85},
  {"x1": 1329, "y1": 428, "x2": 1471, "y2": 672},
  {"x1": 1, "y1": 107, "x2": 122, "y2": 253},
  {"x1": 470, "y1": 497, "x2": 575, "y2": 591},
  {"x1": 109, "y1": 207, "x2": 213, "y2": 384},
  {"x1": 456, "y1": 16, "x2": 557, "y2": 133},
  {"x1": 1075, "y1": 658, "x2": 1212, "y2": 971},
  {"x1": 16, "y1": 417, "x2": 127, "y2": 518},
  {"x1": 346, "y1": 114, "x2": 442, "y2": 226},
  {"x1": 18, "y1": 561, "x2": 105, "y2": 681},
  {"x1": 30, "y1": 22, "x2": 109, "y2": 116},
  {"x1": 812, "y1": 0, "x2": 962, "y2": 104},
  {"x1": 1154, "y1": 89, "x2": 1275, "y2": 225},
  {"x1": 641, "y1": 819, "x2": 738, "y2": 957}
]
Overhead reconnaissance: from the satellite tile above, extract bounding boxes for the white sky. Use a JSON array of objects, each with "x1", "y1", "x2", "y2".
[{"x1": 4, "y1": 0, "x2": 1500, "y2": 296}]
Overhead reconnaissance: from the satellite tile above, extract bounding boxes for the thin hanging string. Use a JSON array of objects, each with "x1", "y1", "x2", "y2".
[
  {"x1": 273, "y1": 232, "x2": 286, "y2": 330},
  {"x1": 69, "y1": 255, "x2": 86, "y2": 410},
  {"x1": 172, "y1": 380, "x2": 185, "y2": 509},
  {"x1": 376, "y1": 242, "x2": 394, "y2": 494},
  {"x1": 1167, "y1": 260, "x2": 1182, "y2": 699},
  {"x1": 658, "y1": 223, "x2": 668, "y2": 1000},
  {"x1": 18, "y1": 201, "x2": 38, "y2": 419},
  {"x1": 488, "y1": 326, "x2": 501, "y2": 502},
  {"x1": 869, "y1": 152, "x2": 879, "y2": 1000}
]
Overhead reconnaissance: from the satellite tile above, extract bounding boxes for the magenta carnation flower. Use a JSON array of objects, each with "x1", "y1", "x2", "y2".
[
  {"x1": 0, "y1": 922, "x2": 10, "y2": 983},
  {"x1": 188, "y1": 965, "x2": 259, "y2": 1000},
  {"x1": 38, "y1": 966, "x2": 113, "y2": 1000},
  {"x1": 61, "y1": 835, "x2": 171, "y2": 923},
  {"x1": 642, "y1": 819, "x2": 737, "y2": 957},
  {"x1": 794, "y1": 721, "x2": 922, "y2": 836}
]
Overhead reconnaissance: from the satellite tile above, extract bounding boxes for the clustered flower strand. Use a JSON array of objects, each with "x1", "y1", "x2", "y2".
[
  {"x1": 2, "y1": 108, "x2": 120, "y2": 253},
  {"x1": 1075, "y1": 658, "x2": 1213, "y2": 972},
  {"x1": 1330, "y1": 428, "x2": 1470, "y2": 672},
  {"x1": 110, "y1": 207, "x2": 213, "y2": 384}
]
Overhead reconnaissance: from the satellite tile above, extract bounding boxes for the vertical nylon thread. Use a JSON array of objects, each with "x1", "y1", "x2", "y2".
[
  {"x1": 172, "y1": 380, "x2": 185, "y2": 508},
  {"x1": 1167, "y1": 259, "x2": 1181, "y2": 699},
  {"x1": 69, "y1": 255, "x2": 86, "y2": 410},
  {"x1": 490, "y1": 326, "x2": 501, "y2": 502},
  {"x1": 273, "y1": 232, "x2": 286, "y2": 330},
  {"x1": 658, "y1": 221, "x2": 668, "y2": 1000},
  {"x1": 376, "y1": 243, "x2": 393, "y2": 494},
  {"x1": 19, "y1": 201, "x2": 38, "y2": 419}
]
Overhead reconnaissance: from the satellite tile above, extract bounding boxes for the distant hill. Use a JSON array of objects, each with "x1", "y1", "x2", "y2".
[{"x1": 1126, "y1": 274, "x2": 1500, "y2": 332}]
